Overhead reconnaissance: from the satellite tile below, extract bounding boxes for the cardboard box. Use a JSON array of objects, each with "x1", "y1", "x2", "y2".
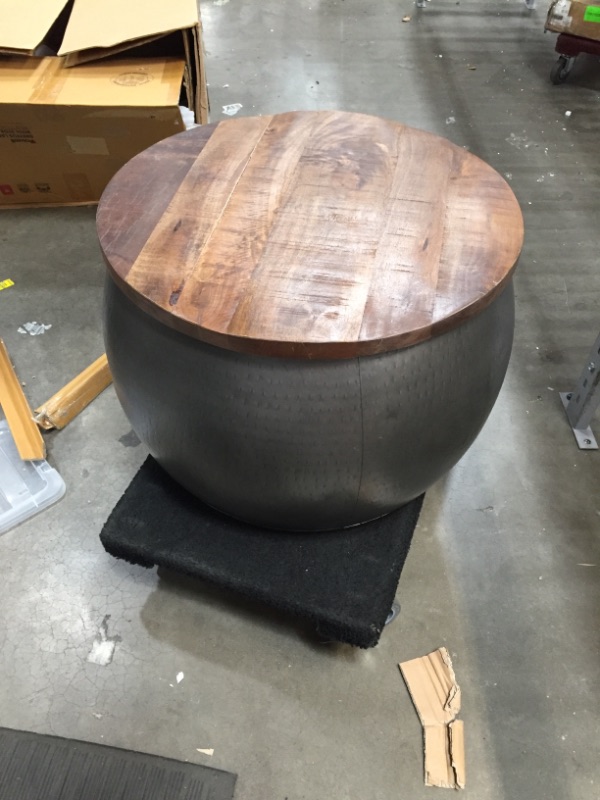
[
  {"x1": 546, "y1": 0, "x2": 600, "y2": 41},
  {"x1": 0, "y1": 0, "x2": 208, "y2": 123},
  {"x1": 0, "y1": 0, "x2": 208, "y2": 208},
  {"x1": 0, "y1": 56, "x2": 186, "y2": 207}
]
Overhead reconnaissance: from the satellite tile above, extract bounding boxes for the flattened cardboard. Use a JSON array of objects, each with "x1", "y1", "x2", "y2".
[
  {"x1": 0, "y1": 57, "x2": 185, "y2": 207},
  {"x1": 0, "y1": 339, "x2": 45, "y2": 460},
  {"x1": 399, "y1": 647, "x2": 465, "y2": 790},
  {"x1": 546, "y1": 0, "x2": 600, "y2": 41}
]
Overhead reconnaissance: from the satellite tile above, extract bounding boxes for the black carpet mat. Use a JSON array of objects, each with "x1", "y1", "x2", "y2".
[
  {"x1": 101, "y1": 458, "x2": 423, "y2": 648},
  {"x1": 0, "y1": 727, "x2": 236, "y2": 800}
]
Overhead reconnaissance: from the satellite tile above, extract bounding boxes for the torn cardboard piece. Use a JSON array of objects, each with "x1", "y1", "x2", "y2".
[
  {"x1": 399, "y1": 647, "x2": 465, "y2": 790},
  {"x1": 0, "y1": 339, "x2": 46, "y2": 460},
  {"x1": 35, "y1": 354, "x2": 112, "y2": 431}
]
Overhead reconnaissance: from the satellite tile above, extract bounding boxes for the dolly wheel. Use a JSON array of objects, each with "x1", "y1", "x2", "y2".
[
  {"x1": 385, "y1": 602, "x2": 401, "y2": 626},
  {"x1": 551, "y1": 55, "x2": 574, "y2": 84}
]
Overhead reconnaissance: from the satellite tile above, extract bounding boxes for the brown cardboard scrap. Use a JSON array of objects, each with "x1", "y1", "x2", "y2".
[
  {"x1": 0, "y1": 339, "x2": 46, "y2": 460},
  {"x1": 35, "y1": 354, "x2": 112, "y2": 431},
  {"x1": 399, "y1": 647, "x2": 465, "y2": 790}
]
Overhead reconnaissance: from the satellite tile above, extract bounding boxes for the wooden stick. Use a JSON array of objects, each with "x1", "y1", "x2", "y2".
[
  {"x1": 0, "y1": 339, "x2": 46, "y2": 460},
  {"x1": 35, "y1": 354, "x2": 112, "y2": 431}
]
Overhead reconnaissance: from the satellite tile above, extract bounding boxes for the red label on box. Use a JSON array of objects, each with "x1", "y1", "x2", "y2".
[{"x1": 0, "y1": 184, "x2": 14, "y2": 196}]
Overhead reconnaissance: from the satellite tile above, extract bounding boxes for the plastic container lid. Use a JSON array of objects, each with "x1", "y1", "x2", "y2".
[{"x1": 0, "y1": 419, "x2": 65, "y2": 535}]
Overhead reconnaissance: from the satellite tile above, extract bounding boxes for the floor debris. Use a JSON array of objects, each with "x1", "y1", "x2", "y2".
[
  {"x1": 87, "y1": 616, "x2": 121, "y2": 667},
  {"x1": 399, "y1": 647, "x2": 465, "y2": 790},
  {"x1": 222, "y1": 103, "x2": 243, "y2": 116},
  {"x1": 18, "y1": 322, "x2": 52, "y2": 336}
]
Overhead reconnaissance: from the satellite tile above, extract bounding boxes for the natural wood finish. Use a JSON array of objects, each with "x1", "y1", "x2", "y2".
[
  {"x1": 98, "y1": 111, "x2": 524, "y2": 359},
  {"x1": 0, "y1": 339, "x2": 45, "y2": 460},
  {"x1": 35, "y1": 354, "x2": 112, "y2": 431}
]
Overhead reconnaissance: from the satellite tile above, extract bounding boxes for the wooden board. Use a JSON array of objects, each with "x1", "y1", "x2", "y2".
[
  {"x1": 97, "y1": 111, "x2": 524, "y2": 359},
  {"x1": 0, "y1": 339, "x2": 45, "y2": 460},
  {"x1": 35, "y1": 354, "x2": 112, "y2": 431}
]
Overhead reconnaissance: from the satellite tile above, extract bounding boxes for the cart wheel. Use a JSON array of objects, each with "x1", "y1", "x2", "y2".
[
  {"x1": 551, "y1": 56, "x2": 574, "y2": 84},
  {"x1": 385, "y1": 602, "x2": 401, "y2": 626}
]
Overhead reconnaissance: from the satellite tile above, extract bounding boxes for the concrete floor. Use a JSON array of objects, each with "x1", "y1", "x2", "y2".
[{"x1": 1, "y1": 1, "x2": 599, "y2": 798}]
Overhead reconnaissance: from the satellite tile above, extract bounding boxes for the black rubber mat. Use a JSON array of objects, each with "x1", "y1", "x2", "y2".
[
  {"x1": 0, "y1": 727, "x2": 236, "y2": 800},
  {"x1": 101, "y1": 457, "x2": 424, "y2": 648}
]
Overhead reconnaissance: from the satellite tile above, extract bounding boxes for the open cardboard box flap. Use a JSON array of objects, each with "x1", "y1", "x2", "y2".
[
  {"x1": 0, "y1": 0, "x2": 207, "y2": 122},
  {"x1": 0, "y1": 0, "x2": 199, "y2": 59},
  {"x1": 55, "y1": 0, "x2": 207, "y2": 122},
  {"x1": 0, "y1": 0, "x2": 71, "y2": 55},
  {"x1": 58, "y1": 0, "x2": 199, "y2": 62}
]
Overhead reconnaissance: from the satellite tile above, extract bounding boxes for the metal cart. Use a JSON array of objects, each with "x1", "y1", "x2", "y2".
[{"x1": 551, "y1": 32, "x2": 600, "y2": 83}]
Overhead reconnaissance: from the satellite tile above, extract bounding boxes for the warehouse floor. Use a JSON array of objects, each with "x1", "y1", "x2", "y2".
[{"x1": 1, "y1": 1, "x2": 599, "y2": 798}]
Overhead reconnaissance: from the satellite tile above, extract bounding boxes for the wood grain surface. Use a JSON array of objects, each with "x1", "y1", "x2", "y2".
[{"x1": 97, "y1": 110, "x2": 524, "y2": 358}]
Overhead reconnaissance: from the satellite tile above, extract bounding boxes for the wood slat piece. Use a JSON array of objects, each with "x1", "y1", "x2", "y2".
[
  {"x1": 358, "y1": 128, "x2": 457, "y2": 348},
  {"x1": 97, "y1": 125, "x2": 216, "y2": 279},
  {"x1": 97, "y1": 110, "x2": 524, "y2": 359},
  {"x1": 0, "y1": 339, "x2": 45, "y2": 460},
  {"x1": 122, "y1": 114, "x2": 273, "y2": 314},
  {"x1": 35, "y1": 354, "x2": 112, "y2": 431}
]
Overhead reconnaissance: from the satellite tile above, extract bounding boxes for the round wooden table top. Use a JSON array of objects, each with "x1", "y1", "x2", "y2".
[{"x1": 97, "y1": 110, "x2": 524, "y2": 359}]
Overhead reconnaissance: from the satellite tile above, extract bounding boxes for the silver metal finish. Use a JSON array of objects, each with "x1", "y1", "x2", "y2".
[
  {"x1": 104, "y1": 278, "x2": 515, "y2": 531},
  {"x1": 560, "y1": 332, "x2": 600, "y2": 450},
  {"x1": 560, "y1": 394, "x2": 598, "y2": 449}
]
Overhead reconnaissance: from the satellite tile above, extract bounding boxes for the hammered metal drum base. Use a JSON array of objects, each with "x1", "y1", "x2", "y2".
[{"x1": 105, "y1": 278, "x2": 515, "y2": 531}]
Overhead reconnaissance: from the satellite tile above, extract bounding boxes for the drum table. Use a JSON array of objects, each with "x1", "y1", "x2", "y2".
[{"x1": 98, "y1": 110, "x2": 523, "y2": 532}]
